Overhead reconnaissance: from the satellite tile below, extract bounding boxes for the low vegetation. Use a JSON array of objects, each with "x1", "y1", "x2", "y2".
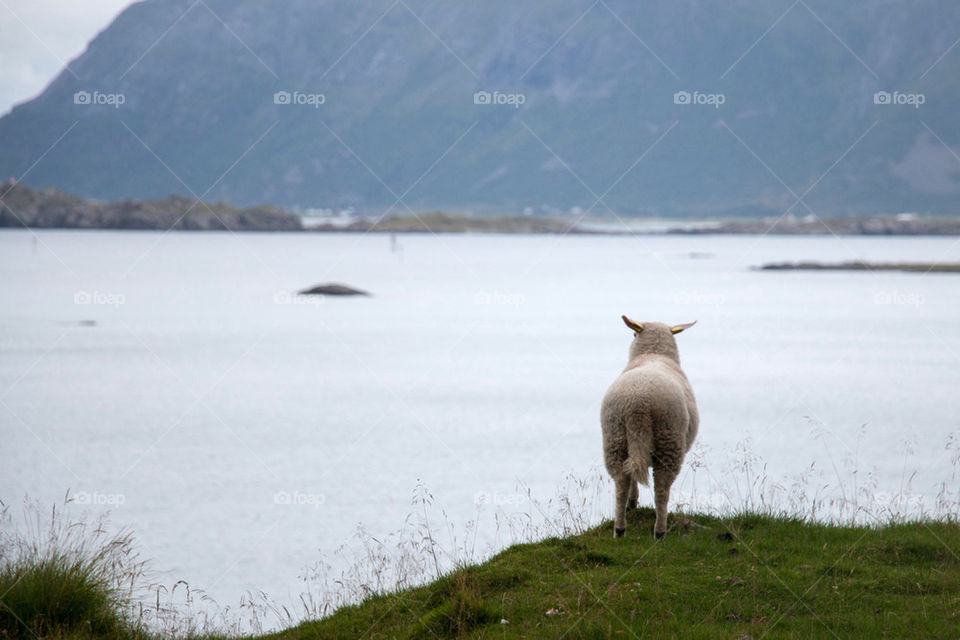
[
  {"x1": 3, "y1": 500, "x2": 958, "y2": 639},
  {"x1": 0, "y1": 503, "x2": 148, "y2": 640}
]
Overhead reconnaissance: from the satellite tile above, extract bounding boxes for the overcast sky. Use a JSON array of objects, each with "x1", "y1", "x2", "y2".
[{"x1": 0, "y1": 0, "x2": 133, "y2": 116}]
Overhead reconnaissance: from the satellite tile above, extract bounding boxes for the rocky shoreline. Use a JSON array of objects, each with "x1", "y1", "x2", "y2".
[
  {"x1": 2, "y1": 183, "x2": 959, "y2": 235},
  {"x1": 308, "y1": 211, "x2": 581, "y2": 234},
  {"x1": 0, "y1": 183, "x2": 302, "y2": 231}
]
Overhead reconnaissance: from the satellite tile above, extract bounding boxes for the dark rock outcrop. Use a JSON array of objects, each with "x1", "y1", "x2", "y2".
[{"x1": 298, "y1": 283, "x2": 371, "y2": 296}]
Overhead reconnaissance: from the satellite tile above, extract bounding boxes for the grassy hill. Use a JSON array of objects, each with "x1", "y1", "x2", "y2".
[
  {"x1": 5, "y1": 506, "x2": 957, "y2": 640},
  {"x1": 268, "y1": 508, "x2": 960, "y2": 639}
]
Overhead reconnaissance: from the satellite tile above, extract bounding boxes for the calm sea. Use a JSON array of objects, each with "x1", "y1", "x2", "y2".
[{"x1": 2, "y1": 229, "x2": 958, "y2": 623}]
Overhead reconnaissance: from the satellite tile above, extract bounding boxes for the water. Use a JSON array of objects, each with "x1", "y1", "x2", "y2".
[{"x1": 2, "y1": 229, "x2": 959, "y2": 624}]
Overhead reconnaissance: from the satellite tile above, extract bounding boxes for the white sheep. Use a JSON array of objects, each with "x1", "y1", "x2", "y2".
[{"x1": 601, "y1": 315, "x2": 699, "y2": 539}]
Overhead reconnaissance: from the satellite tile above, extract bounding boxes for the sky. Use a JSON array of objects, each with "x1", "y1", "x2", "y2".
[{"x1": 0, "y1": 0, "x2": 133, "y2": 116}]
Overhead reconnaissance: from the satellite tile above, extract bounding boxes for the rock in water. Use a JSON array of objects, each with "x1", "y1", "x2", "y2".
[{"x1": 298, "y1": 283, "x2": 370, "y2": 296}]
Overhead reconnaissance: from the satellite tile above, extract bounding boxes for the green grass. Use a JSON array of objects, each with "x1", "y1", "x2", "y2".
[
  {"x1": 3, "y1": 505, "x2": 959, "y2": 639},
  {"x1": 0, "y1": 554, "x2": 127, "y2": 640},
  {"x1": 265, "y1": 508, "x2": 960, "y2": 640},
  {"x1": 0, "y1": 504, "x2": 146, "y2": 640}
]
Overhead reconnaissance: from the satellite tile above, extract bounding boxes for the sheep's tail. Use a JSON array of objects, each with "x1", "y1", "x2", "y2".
[{"x1": 624, "y1": 430, "x2": 652, "y2": 486}]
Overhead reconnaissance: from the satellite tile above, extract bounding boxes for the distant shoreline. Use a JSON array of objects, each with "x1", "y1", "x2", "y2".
[
  {"x1": 665, "y1": 215, "x2": 960, "y2": 236},
  {"x1": 2, "y1": 183, "x2": 960, "y2": 235}
]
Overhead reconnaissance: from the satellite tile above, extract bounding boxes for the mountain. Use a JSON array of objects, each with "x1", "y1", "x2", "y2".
[{"x1": 0, "y1": 0, "x2": 958, "y2": 217}]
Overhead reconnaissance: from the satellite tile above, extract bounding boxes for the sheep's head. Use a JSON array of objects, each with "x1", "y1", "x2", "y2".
[{"x1": 622, "y1": 315, "x2": 695, "y2": 363}]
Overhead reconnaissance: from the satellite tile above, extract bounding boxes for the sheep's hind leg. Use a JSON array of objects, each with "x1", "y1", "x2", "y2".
[
  {"x1": 613, "y1": 476, "x2": 630, "y2": 538},
  {"x1": 652, "y1": 459, "x2": 679, "y2": 539},
  {"x1": 627, "y1": 480, "x2": 638, "y2": 510}
]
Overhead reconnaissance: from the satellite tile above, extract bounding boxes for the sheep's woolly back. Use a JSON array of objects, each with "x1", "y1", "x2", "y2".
[{"x1": 601, "y1": 322, "x2": 699, "y2": 485}]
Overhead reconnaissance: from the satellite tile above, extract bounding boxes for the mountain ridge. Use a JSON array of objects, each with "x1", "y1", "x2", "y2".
[{"x1": 1, "y1": 0, "x2": 958, "y2": 217}]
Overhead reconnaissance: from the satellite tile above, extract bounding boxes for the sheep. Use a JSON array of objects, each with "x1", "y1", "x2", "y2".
[{"x1": 601, "y1": 316, "x2": 699, "y2": 539}]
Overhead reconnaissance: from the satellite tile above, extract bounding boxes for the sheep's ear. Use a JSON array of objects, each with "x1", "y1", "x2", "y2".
[
  {"x1": 671, "y1": 321, "x2": 697, "y2": 334},
  {"x1": 622, "y1": 315, "x2": 644, "y2": 333}
]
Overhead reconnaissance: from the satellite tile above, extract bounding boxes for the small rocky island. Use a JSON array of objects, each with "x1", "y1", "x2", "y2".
[
  {"x1": 758, "y1": 261, "x2": 960, "y2": 273},
  {"x1": 298, "y1": 283, "x2": 371, "y2": 296}
]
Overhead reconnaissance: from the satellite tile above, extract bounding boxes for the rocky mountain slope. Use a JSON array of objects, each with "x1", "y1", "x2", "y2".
[{"x1": 1, "y1": 0, "x2": 958, "y2": 217}]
